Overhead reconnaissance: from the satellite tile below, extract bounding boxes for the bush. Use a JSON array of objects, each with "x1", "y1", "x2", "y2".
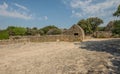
[
  {"x1": 98, "y1": 27, "x2": 105, "y2": 31},
  {"x1": 47, "y1": 28, "x2": 62, "y2": 35},
  {"x1": 0, "y1": 30, "x2": 9, "y2": 40},
  {"x1": 112, "y1": 20, "x2": 120, "y2": 35},
  {"x1": 41, "y1": 25, "x2": 61, "y2": 35},
  {"x1": 7, "y1": 26, "x2": 27, "y2": 36}
]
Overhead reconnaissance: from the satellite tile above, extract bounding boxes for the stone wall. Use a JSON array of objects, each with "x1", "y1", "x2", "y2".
[
  {"x1": 0, "y1": 24, "x2": 85, "y2": 44},
  {"x1": 93, "y1": 31, "x2": 112, "y2": 38},
  {"x1": 9, "y1": 35, "x2": 83, "y2": 42},
  {"x1": 0, "y1": 39, "x2": 29, "y2": 45},
  {"x1": 0, "y1": 35, "x2": 83, "y2": 44},
  {"x1": 29, "y1": 35, "x2": 82, "y2": 42}
]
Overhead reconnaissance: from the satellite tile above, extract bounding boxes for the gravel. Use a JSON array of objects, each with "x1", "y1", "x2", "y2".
[{"x1": 0, "y1": 38, "x2": 119, "y2": 74}]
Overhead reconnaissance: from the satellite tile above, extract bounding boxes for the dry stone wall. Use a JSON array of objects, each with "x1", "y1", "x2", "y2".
[
  {"x1": 0, "y1": 39, "x2": 29, "y2": 45},
  {"x1": 29, "y1": 35, "x2": 82, "y2": 42},
  {"x1": 0, "y1": 25, "x2": 85, "y2": 44},
  {"x1": 93, "y1": 31, "x2": 112, "y2": 38},
  {"x1": 0, "y1": 35, "x2": 83, "y2": 44}
]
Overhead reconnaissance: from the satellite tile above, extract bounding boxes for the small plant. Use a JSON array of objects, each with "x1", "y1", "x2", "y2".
[{"x1": 0, "y1": 30, "x2": 9, "y2": 40}]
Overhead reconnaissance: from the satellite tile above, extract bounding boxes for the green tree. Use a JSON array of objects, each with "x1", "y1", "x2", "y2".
[
  {"x1": 7, "y1": 26, "x2": 27, "y2": 36},
  {"x1": 25, "y1": 27, "x2": 32, "y2": 35},
  {"x1": 113, "y1": 4, "x2": 120, "y2": 17},
  {"x1": 77, "y1": 19, "x2": 92, "y2": 34},
  {"x1": 31, "y1": 27, "x2": 39, "y2": 35},
  {"x1": 87, "y1": 17, "x2": 103, "y2": 32},
  {"x1": 77, "y1": 17, "x2": 103, "y2": 35},
  {"x1": 41, "y1": 25, "x2": 60, "y2": 35},
  {"x1": 32, "y1": 27, "x2": 37, "y2": 30},
  {"x1": 25, "y1": 27, "x2": 39, "y2": 36},
  {"x1": 98, "y1": 26, "x2": 105, "y2": 31},
  {"x1": 47, "y1": 28, "x2": 62, "y2": 35},
  {"x1": 38, "y1": 29, "x2": 44, "y2": 35},
  {"x1": 112, "y1": 5, "x2": 120, "y2": 35},
  {"x1": 112, "y1": 20, "x2": 120, "y2": 35}
]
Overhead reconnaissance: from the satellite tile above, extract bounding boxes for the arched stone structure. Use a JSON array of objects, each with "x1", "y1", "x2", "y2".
[{"x1": 63, "y1": 24, "x2": 85, "y2": 41}]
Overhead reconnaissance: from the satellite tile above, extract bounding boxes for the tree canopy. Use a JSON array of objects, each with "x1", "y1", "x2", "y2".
[
  {"x1": 40, "y1": 25, "x2": 61, "y2": 35},
  {"x1": 112, "y1": 5, "x2": 120, "y2": 35},
  {"x1": 7, "y1": 26, "x2": 27, "y2": 36},
  {"x1": 113, "y1": 4, "x2": 120, "y2": 17},
  {"x1": 112, "y1": 20, "x2": 120, "y2": 35},
  {"x1": 77, "y1": 17, "x2": 103, "y2": 35}
]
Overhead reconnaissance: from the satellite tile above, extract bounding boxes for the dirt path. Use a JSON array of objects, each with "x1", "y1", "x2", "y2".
[{"x1": 0, "y1": 39, "x2": 119, "y2": 74}]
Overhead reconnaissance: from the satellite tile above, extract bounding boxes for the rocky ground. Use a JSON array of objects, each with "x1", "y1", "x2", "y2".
[{"x1": 0, "y1": 38, "x2": 119, "y2": 74}]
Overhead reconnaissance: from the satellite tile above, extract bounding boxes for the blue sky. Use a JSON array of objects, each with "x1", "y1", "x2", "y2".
[{"x1": 0, "y1": 0, "x2": 120, "y2": 29}]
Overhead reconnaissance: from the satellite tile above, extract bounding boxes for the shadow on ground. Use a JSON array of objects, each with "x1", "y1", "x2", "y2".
[{"x1": 75, "y1": 39, "x2": 120, "y2": 74}]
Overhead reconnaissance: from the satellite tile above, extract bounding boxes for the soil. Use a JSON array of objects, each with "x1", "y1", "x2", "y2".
[{"x1": 0, "y1": 38, "x2": 120, "y2": 74}]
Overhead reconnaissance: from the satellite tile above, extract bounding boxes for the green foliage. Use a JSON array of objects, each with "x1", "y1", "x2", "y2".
[
  {"x1": 77, "y1": 17, "x2": 103, "y2": 35},
  {"x1": 112, "y1": 20, "x2": 120, "y2": 35},
  {"x1": 98, "y1": 27, "x2": 105, "y2": 31},
  {"x1": 77, "y1": 19, "x2": 91, "y2": 34},
  {"x1": 87, "y1": 17, "x2": 103, "y2": 32},
  {"x1": 40, "y1": 25, "x2": 61, "y2": 35},
  {"x1": 25, "y1": 27, "x2": 32, "y2": 35},
  {"x1": 112, "y1": 5, "x2": 120, "y2": 36},
  {"x1": 25, "y1": 27, "x2": 40, "y2": 36},
  {"x1": 25, "y1": 25, "x2": 61, "y2": 35},
  {"x1": 38, "y1": 29, "x2": 44, "y2": 35},
  {"x1": 47, "y1": 28, "x2": 62, "y2": 35},
  {"x1": 7, "y1": 26, "x2": 27, "y2": 36},
  {"x1": 113, "y1": 4, "x2": 120, "y2": 17},
  {"x1": 0, "y1": 30, "x2": 9, "y2": 40}
]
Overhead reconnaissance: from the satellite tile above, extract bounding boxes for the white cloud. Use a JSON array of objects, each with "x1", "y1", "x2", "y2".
[
  {"x1": 44, "y1": 16, "x2": 48, "y2": 20},
  {"x1": 63, "y1": 0, "x2": 120, "y2": 26},
  {"x1": 68, "y1": 0, "x2": 120, "y2": 16},
  {"x1": 72, "y1": 10, "x2": 75, "y2": 14},
  {"x1": 0, "y1": 10, "x2": 32, "y2": 20},
  {"x1": 0, "y1": 2, "x2": 33, "y2": 20},
  {"x1": 38, "y1": 16, "x2": 48, "y2": 21},
  {"x1": 70, "y1": 0, "x2": 92, "y2": 9},
  {"x1": 71, "y1": 10, "x2": 82, "y2": 17},
  {"x1": 0, "y1": 2, "x2": 8, "y2": 10},
  {"x1": 14, "y1": 3, "x2": 28, "y2": 11}
]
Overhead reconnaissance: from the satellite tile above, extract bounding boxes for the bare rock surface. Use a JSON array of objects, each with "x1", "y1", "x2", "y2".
[{"x1": 0, "y1": 38, "x2": 120, "y2": 74}]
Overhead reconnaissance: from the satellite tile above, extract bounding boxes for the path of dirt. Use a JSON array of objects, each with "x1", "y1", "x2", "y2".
[{"x1": 0, "y1": 39, "x2": 119, "y2": 74}]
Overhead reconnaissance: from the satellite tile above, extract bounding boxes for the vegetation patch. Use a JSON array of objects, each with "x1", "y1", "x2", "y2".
[{"x1": 0, "y1": 30, "x2": 9, "y2": 40}]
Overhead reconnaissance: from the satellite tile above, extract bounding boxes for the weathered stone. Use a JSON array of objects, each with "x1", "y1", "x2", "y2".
[
  {"x1": 63, "y1": 24, "x2": 85, "y2": 41},
  {"x1": 5, "y1": 24, "x2": 85, "y2": 43}
]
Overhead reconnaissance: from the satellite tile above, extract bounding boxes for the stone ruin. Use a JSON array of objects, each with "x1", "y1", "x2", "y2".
[
  {"x1": 104, "y1": 21, "x2": 114, "y2": 32},
  {"x1": 28, "y1": 24, "x2": 85, "y2": 42},
  {"x1": 62, "y1": 24, "x2": 84, "y2": 41},
  {"x1": 93, "y1": 31, "x2": 112, "y2": 38},
  {"x1": 0, "y1": 24, "x2": 85, "y2": 44},
  {"x1": 93, "y1": 21, "x2": 114, "y2": 38}
]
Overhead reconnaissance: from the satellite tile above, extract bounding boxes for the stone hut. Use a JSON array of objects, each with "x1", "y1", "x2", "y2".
[{"x1": 63, "y1": 24, "x2": 85, "y2": 41}]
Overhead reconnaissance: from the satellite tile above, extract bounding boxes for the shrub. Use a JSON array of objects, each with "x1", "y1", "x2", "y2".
[
  {"x1": 41, "y1": 25, "x2": 61, "y2": 35},
  {"x1": 0, "y1": 30, "x2": 9, "y2": 40},
  {"x1": 112, "y1": 20, "x2": 120, "y2": 35},
  {"x1": 47, "y1": 28, "x2": 62, "y2": 35},
  {"x1": 7, "y1": 26, "x2": 27, "y2": 36}
]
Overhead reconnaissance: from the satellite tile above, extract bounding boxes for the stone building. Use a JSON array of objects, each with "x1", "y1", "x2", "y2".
[{"x1": 63, "y1": 24, "x2": 85, "y2": 41}]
